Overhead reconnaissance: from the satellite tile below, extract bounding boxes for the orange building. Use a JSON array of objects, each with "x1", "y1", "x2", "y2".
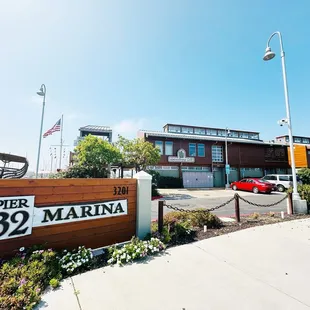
[{"x1": 276, "y1": 135, "x2": 310, "y2": 169}]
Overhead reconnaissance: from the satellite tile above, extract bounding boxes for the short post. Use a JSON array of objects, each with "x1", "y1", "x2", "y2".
[
  {"x1": 135, "y1": 171, "x2": 152, "y2": 239},
  {"x1": 158, "y1": 200, "x2": 164, "y2": 234},
  {"x1": 287, "y1": 192, "x2": 293, "y2": 215},
  {"x1": 234, "y1": 194, "x2": 240, "y2": 222}
]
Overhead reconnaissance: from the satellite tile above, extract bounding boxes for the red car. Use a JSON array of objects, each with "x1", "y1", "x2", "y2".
[{"x1": 231, "y1": 178, "x2": 275, "y2": 194}]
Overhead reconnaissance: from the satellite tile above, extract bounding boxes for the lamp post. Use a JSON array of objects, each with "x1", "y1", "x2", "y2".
[
  {"x1": 225, "y1": 127, "x2": 230, "y2": 189},
  {"x1": 263, "y1": 32, "x2": 300, "y2": 200},
  {"x1": 35, "y1": 84, "x2": 46, "y2": 178}
]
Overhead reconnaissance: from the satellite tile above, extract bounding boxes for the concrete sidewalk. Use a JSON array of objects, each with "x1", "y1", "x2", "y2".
[{"x1": 38, "y1": 219, "x2": 310, "y2": 310}]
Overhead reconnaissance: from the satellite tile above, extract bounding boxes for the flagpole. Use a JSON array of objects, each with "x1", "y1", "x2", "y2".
[{"x1": 59, "y1": 114, "x2": 63, "y2": 170}]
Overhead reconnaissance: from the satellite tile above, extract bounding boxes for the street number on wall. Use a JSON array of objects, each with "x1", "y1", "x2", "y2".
[
  {"x1": 113, "y1": 186, "x2": 129, "y2": 196},
  {"x1": 0, "y1": 196, "x2": 35, "y2": 240}
]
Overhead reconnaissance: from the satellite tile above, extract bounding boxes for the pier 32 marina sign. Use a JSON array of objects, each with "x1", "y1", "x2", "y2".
[{"x1": 0, "y1": 196, "x2": 128, "y2": 240}]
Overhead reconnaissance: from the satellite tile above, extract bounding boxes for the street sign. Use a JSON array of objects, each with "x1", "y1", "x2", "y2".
[{"x1": 225, "y1": 164, "x2": 230, "y2": 175}]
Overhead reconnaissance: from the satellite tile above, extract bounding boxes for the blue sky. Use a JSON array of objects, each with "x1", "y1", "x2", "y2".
[{"x1": 0, "y1": 0, "x2": 309, "y2": 171}]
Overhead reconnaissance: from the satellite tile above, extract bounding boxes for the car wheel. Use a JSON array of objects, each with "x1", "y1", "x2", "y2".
[
  {"x1": 252, "y1": 187, "x2": 259, "y2": 194},
  {"x1": 277, "y1": 185, "x2": 285, "y2": 192},
  {"x1": 232, "y1": 185, "x2": 237, "y2": 191}
]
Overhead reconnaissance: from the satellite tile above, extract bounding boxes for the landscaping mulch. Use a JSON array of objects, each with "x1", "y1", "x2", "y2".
[{"x1": 195, "y1": 214, "x2": 310, "y2": 241}]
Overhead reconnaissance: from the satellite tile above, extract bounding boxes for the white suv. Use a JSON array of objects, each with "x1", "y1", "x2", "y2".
[{"x1": 261, "y1": 174, "x2": 302, "y2": 192}]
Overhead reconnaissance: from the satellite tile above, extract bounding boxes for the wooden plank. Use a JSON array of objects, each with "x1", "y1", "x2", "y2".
[
  {"x1": 0, "y1": 185, "x2": 136, "y2": 196},
  {"x1": 0, "y1": 178, "x2": 137, "y2": 188}
]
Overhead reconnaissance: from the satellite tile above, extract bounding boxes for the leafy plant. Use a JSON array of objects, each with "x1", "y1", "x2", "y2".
[
  {"x1": 269, "y1": 211, "x2": 275, "y2": 217},
  {"x1": 116, "y1": 135, "x2": 161, "y2": 172},
  {"x1": 251, "y1": 212, "x2": 260, "y2": 220},
  {"x1": 49, "y1": 278, "x2": 60, "y2": 289},
  {"x1": 0, "y1": 248, "x2": 61, "y2": 310},
  {"x1": 297, "y1": 168, "x2": 310, "y2": 185},
  {"x1": 59, "y1": 246, "x2": 93, "y2": 275},
  {"x1": 107, "y1": 237, "x2": 165, "y2": 266}
]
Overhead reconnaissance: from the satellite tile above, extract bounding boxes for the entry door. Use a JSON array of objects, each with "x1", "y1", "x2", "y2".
[{"x1": 182, "y1": 172, "x2": 213, "y2": 188}]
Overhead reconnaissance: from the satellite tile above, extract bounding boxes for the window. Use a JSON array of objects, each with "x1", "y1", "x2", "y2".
[
  {"x1": 249, "y1": 133, "x2": 259, "y2": 139},
  {"x1": 294, "y1": 137, "x2": 302, "y2": 143},
  {"x1": 168, "y1": 126, "x2": 181, "y2": 133},
  {"x1": 302, "y1": 138, "x2": 310, "y2": 144},
  {"x1": 212, "y1": 145, "x2": 223, "y2": 162},
  {"x1": 155, "y1": 141, "x2": 163, "y2": 155},
  {"x1": 189, "y1": 143, "x2": 196, "y2": 156},
  {"x1": 262, "y1": 175, "x2": 277, "y2": 181},
  {"x1": 206, "y1": 129, "x2": 217, "y2": 136},
  {"x1": 194, "y1": 128, "x2": 205, "y2": 135},
  {"x1": 279, "y1": 175, "x2": 289, "y2": 181},
  {"x1": 217, "y1": 130, "x2": 226, "y2": 137},
  {"x1": 239, "y1": 132, "x2": 249, "y2": 139},
  {"x1": 182, "y1": 127, "x2": 193, "y2": 134},
  {"x1": 285, "y1": 137, "x2": 289, "y2": 142},
  {"x1": 198, "y1": 144, "x2": 205, "y2": 157},
  {"x1": 165, "y1": 141, "x2": 173, "y2": 156},
  {"x1": 230, "y1": 131, "x2": 239, "y2": 138}
]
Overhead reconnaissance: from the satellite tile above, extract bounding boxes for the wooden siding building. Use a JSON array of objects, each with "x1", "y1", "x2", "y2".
[{"x1": 139, "y1": 123, "x2": 290, "y2": 188}]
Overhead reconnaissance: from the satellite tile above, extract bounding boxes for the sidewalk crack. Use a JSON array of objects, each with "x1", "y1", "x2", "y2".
[{"x1": 70, "y1": 277, "x2": 83, "y2": 310}]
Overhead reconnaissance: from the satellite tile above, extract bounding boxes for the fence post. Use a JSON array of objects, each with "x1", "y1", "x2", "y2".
[
  {"x1": 158, "y1": 201, "x2": 164, "y2": 234},
  {"x1": 135, "y1": 171, "x2": 152, "y2": 239},
  {"x1": 287, "y1": 192, "x2": 293, "y2": 215},
  {"x1": 234, "y1": 194, "x2": 240, "y2": 222}
]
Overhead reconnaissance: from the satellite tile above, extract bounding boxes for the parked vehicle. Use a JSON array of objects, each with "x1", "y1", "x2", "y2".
[
  {"x1": 261, "y1": 174, "x2": 302, "y2": 192},
  {"x1": 231, "y1": 178, "x2": 275, "y2": 194}
]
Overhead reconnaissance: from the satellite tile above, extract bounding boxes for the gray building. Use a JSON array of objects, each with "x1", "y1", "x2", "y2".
[{"x1": 74, "y1": 125, "x2": 113, "y2": 146}]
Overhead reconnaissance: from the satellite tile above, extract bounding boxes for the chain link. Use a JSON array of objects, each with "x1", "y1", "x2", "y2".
[
  {"x1": 163, "y1": 193, "x2": 288, "y2": 212},
  {"x1": 236, "y1": 193, "x2": 288, "y2": 207},
  {"x1": 163, "y1": 196, "x2": 235, "y2": 213}
]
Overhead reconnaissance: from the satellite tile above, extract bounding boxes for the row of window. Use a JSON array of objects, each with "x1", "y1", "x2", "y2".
[
  {"x1": 284, "y1": 137, "x2": 310, "y2": 144},
  {"x1": 154, "y1": 141, "x2": 224, "y2": 162},
  {"x1": 166, "y1": 126, "x2": 259, "y2": 140}
]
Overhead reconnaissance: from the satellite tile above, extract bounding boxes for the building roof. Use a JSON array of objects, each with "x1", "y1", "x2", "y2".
[
  {"x1": 140, "y1": 130, "x2": 286, "y2": 146},
  {"x1": 79, "y1": 125, "x2": 112, "y2": 133},
  {"x1": 163, "y1": 123, "x2": 260, "y2": 134}
]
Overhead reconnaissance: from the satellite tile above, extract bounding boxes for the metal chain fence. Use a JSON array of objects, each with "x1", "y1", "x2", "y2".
[{"x1": 163, "y1": 193, "x2": 288, "y2": 213}]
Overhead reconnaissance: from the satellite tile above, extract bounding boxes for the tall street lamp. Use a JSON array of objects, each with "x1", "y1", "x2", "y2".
[
  {"x1": 35, "y1": 84, "x2": 46, "y2": 178},
  {"x1": 225, "y1": 127, "x2": 230, "y2": 189},
  {"x1": 263, "y1": 32, "x2": 300, "y2": 200}
]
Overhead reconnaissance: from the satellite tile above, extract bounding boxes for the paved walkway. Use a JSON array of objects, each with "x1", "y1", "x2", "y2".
[{"x1": 37, "y1": 219, "x2": 310, "y2": 310}]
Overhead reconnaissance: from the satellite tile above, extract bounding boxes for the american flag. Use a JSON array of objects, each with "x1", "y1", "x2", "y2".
[{"x1": 43, "y1": 119, "x2": 61, "y2": 138}]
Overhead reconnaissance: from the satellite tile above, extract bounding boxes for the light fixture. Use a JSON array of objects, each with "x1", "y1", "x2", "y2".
[{"x1": 263, "y1": 47, "x2": 276, "y2": 61}]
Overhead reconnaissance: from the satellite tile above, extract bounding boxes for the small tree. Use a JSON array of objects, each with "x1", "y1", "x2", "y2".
[
  {"x1": 297, "y1": 168, "x2": 310, "y2": 184},
  {"x1": 63, "y1": 135, "x2": 122, "y2": 178},
  {"x1": 116, "y1": 135, "x2": 160, "y2": 172}
]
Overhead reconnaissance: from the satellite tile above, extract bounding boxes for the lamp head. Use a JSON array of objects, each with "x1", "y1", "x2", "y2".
[
  {"x1": 37, "y1": 86, "x2": 45, "y2": 96},
  {"x1": 263, "y1": 47, "x2": 276, "y2": 61}
]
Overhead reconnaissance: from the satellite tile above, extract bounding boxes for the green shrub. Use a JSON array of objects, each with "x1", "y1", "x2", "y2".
[
  {"x1": 0, "y1": 248, "x2": 61, "y2": 310},
  {"x1": 158, "y1": 176, "x2": 183, "y2": 188},
  {"x1": 297, "y1": 168, "x2": 310, "y2": 185},
  {"x1": 146, "y1": 170, "x2": 161, "y2": 186},
  {"x1": 152, "y1": 185, "x2": 160, "y2": 197},
  {"x1": 288, "y1": 184, "x2": 310, "y2": 207},
  {"x1": 49, "y1": 278, "x2": 60, "y2": 289},
  {"x1": 107, "y1": 237, "x2": 165, "y2": 266},
  {"x1": 59, "y1": 246, "x2": 93, "y2": 275}
]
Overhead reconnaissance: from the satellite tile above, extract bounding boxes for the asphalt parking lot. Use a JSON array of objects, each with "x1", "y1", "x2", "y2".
[{"x1": 151, "y1": 188, "x2": 289, "y2": 220}]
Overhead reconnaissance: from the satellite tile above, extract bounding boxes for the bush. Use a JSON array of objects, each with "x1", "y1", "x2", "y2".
[
  {"x1": 297, "y1": 168, "x2": 310, "y2": 185},
  {"x1": 152, "y1": 185, "x2": 160, "y2": 197},
  {"x1": 146, "y1": 170, "x2": 161, "y2": 187},
  {"x1": 158, "y1": 176, "x2": 183, "y2": 188},
  {"x1": 107, "y1": 237, "x2": 165, "y2": 266},
  {"x1": 288, "y1": 184, "x2": 310, "y2": 206},
  {"x1": 49, "y1": 278, "x2": 60, "y2": 289},
  {"x1": 59, "y1": 246, "x2": 93, "y2": 275},
  {"x1": 163, "y1": 210, "x2": 222, "y2": 229},
  {"x1": 0, "y1": 248, "x2": 62, "y2": 310}
]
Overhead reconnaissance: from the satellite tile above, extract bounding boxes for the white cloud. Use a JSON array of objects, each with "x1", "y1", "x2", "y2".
[{"x1": 112, "y1": 118, "x2": 147, "y2": 140}]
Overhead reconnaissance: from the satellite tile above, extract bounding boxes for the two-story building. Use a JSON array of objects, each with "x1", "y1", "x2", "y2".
[
  {"x1": 139, "y1": 123, "x2": 290, "y2": 188},
  {"x1": 275, "y1": 135, "x2": 310, "y2": 169}
]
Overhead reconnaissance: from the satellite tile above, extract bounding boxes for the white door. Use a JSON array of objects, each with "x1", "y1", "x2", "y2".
[{"x1": 182, "y1": 172, "x2": 213, "y2": 188}]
